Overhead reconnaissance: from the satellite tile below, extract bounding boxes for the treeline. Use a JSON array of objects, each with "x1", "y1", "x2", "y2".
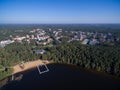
[
  {"x1": 0, "y1": 40, "x2": 120, "y2": 79},
  {"x1": 0, "y1": 41, "x2": 39, "y2": 80},
  {"x1": 41, "y1": 41, "x2": 120, "y2": 77},
  {"x1": 2, "y1": 41, "x2": 38, "y2": 66}
]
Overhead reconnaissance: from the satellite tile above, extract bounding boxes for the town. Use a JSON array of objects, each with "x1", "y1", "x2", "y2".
[{"x1": 0, "y1": 27, "x2": 120, "y2": 48}]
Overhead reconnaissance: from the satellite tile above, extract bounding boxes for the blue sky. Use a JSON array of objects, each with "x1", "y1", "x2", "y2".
[{"x1": 0, "y1": 0, "x2": 120, "y2": 24}]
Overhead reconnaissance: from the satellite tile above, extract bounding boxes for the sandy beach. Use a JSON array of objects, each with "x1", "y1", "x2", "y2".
[{"x1": 12, "y1": 60, "x2": 50, "y2": 74}]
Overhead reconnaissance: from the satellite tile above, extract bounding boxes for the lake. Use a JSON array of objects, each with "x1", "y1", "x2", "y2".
[{"x1": 1, "y1": 63, "x2": 120, "y2": 90}]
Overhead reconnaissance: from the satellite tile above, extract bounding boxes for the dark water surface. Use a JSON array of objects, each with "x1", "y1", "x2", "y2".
[{"x1": 1, "y1": 64, "x2": 120, "y2": 90}]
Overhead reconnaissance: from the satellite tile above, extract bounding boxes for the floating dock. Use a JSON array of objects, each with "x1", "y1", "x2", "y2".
[{"x1": 37, "y1": 63, "x2": 49, "y2": 74}]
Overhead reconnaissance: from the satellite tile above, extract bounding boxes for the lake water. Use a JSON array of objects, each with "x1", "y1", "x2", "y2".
[{"x1": 1, "y1": 64, "x2": 120, "y2": 90}]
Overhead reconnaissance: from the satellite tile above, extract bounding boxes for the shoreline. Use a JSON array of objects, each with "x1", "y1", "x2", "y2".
[
  {"x1": 12, "y1": 60, "x2": 51, "y2": 75},
  {"x1": 1, "y1": 61, "x2": 120, "y2": 81},
  {"x1": 13, "y1": 62, "x2": 120, "y2": 81},
  {"x1": 0, "y1": 62, "x2": 120, "y2": 89},
  {"x1": 0, "y1": 60, "x2": 51, "y2": 88}
]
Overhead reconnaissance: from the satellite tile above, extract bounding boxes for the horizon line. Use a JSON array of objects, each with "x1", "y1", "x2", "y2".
[{"x1": 0, "y1": 23, "x2": 120, "y2": 25}]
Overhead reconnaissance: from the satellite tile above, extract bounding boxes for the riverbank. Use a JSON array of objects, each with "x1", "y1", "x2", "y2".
[{"x1": 12, "y1": 60, "x2": 51, "y2": 74}]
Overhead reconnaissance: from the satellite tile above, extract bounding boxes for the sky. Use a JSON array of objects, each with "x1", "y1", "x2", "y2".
[{"x1": 0, "y1": 0, "x2": 120, "y2": 24}]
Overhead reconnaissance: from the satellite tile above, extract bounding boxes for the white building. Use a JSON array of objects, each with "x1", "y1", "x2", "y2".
[
  {"x1": 0, "y1": 40, "x2": 14, "y2": 47},
  {"x1": 82, "y1": 39, "x2": 89, "y2": 45},
  {"x1": 13, "y1": 36, "x2": 26, "y2": 41}
]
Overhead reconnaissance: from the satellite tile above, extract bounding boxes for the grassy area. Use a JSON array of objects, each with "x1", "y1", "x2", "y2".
[
  {"x1": 0, "y1": 65, "x2": 5, "y2": 72},
  {"x1": 0, "y1": 68, "x2": 13, "y2": 80}
]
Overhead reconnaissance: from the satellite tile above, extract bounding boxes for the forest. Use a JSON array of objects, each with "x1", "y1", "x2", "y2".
[
  {"x1": 41, "y1": 41, "x2": 120, "y2": 77},
  {"x1": 0, "y1": 40, "x2": 39, "y2": 80},
  {"x1": 1, "y1": 40, "x2": 120, "y2": 80}
]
